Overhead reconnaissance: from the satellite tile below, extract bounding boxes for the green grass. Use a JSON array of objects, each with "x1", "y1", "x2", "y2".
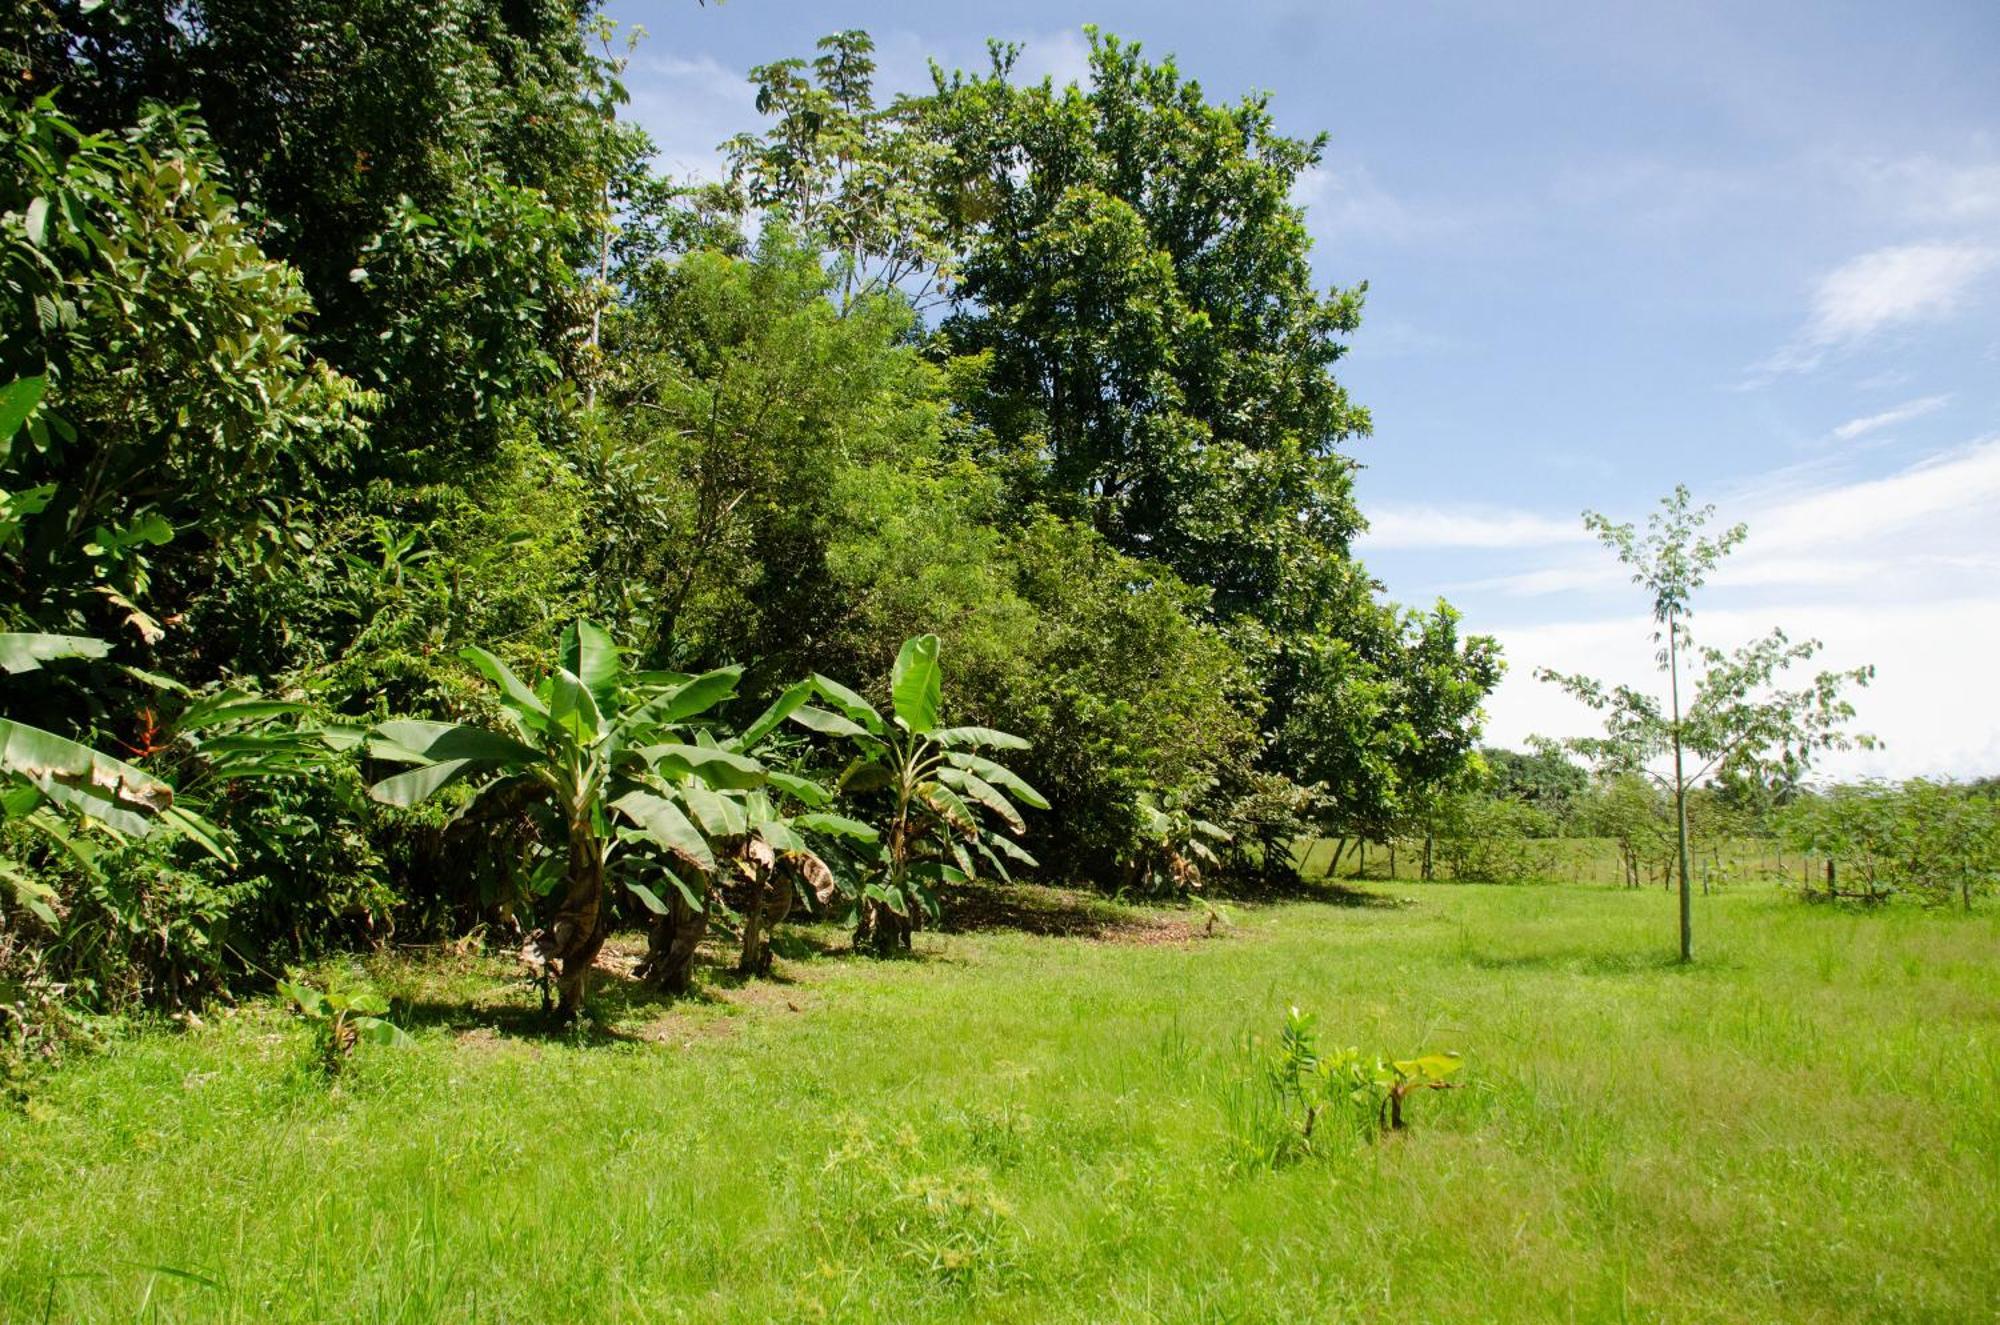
[{"x1": 3, "y1": 883, "x2": 1997, "y2": 1322}]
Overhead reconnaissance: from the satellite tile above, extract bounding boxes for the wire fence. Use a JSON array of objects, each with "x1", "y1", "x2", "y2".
[{"x1": 1296, "y1": 836, "x2": 1822, "y2": 890}]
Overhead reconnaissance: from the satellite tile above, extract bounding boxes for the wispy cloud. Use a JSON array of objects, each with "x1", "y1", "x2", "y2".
[
  {"x1": 1855, "y1": 153, "x2": 2000, "y2": 227},
  {"x1": 1827, "y1": 393, "x2": 1950, "y2": 443},
  {"x1": 623, "y1": 52, "x2": 758, "y2": 182},
  {"x1": 1291, "y1": 162, "x2": 1468, "y2": 245},
  {"x1": 1747, "y1": 433, "x2": 2000, "y2": 554},
  {"x1": 1750, "y1": 242, "x2": 1998, "y2": 380},
  {"x1": 1360, "y1": 504, "x2": 1593, "y2": 551},
  {"x1": 1426, "y1": 434, "x2": 2000, "y2": 601}
]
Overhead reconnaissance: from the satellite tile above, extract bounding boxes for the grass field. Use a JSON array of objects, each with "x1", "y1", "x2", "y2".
[{"x1": 3, "y1": 883, "x2": 1997, "y2": 1323}]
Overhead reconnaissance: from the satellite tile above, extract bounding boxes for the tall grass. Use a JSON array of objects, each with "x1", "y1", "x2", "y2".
[{"x1": 2, "y1": 885, "x2": 1995, "y2": 1322}]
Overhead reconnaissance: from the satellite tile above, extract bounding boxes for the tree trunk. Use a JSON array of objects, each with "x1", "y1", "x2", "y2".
[
  {"x1": 738, "y1": 865, "x2": 795, "y2": 976},
  {"x1": 541, "y1": 827, "x2": 607, "y2": 1021},
  {"x1": 861, "y1": 899, "x2": 912, "y2": 954},
  {"x1": 1669, "y1": 610, "x2": 1693, "y2": 963},
  {"x1": 640, "y1": 882, "x2": 709, "y2": 994},
  {"x1": 1423, "y1": 832, "x2": 1435, "y2": 882}
]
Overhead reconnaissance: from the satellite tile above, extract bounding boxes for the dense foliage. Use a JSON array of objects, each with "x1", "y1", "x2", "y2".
[{"x1": 0, "y1": 9, "x2": 1514, "y2": 1037}]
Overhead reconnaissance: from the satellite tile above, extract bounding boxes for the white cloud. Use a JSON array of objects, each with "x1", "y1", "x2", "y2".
[
  {"x1": 1753, "y1": 242, "x2": 1998, "y2": 378},
  {"x1": 1359, "y1": 504, "x2": 1594, "y2": 551},
  {"x1": 1485, "y1": 598, "x2": 2000, "y2": 780},
  {"x1": 1008, "y1": 28, "x2": 1092, "y2": 88},
  {"x1": 1748, "y1": 434, "x2": 2000, "y2": 554},
  {"x1": 1828, "y1": 394, "x2": 1950, "y2": 442},
  {"x1": 1291, "y1": 161, "x2": 1474, "y2": 246},
  {"x1": 1398, "y1": 437, "x2": 2000, "y2": 776},
  {"x1": 1457, "y1": 435, "x2": 2000, "y2": 600},
  {"x1": 623, "y1": 52, "x2": 758, "y2": 183},
  {"x1": 1806, "y1": 243, "x2": 1996, "y2": 343}
]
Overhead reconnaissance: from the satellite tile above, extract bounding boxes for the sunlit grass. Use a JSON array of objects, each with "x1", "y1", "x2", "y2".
[{"x1": 2, "y1": 884, "x2": 1995, "y2": 1322}]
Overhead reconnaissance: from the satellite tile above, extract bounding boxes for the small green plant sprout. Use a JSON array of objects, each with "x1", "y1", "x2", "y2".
[
  {"x1": 278, "y1": 971, "x2": 414, "y2": 1076},
  {"x1": 1266, "y1": 1007, "x2": 1463, "y2": 1150}
]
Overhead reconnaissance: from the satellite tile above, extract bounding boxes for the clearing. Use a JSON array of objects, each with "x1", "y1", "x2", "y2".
[{"x1": 2, "y1": 883, "x2": 1995, "y2": 1322}]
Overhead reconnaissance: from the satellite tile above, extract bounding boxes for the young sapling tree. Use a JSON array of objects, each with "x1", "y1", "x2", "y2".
[{"x1": 1539, "y1": 486, "x2": 1873, "y2": 961}]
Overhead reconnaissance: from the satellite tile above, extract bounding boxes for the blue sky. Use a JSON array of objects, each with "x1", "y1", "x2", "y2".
[{"x1": 610, "y1": 0, "x2": 2000, "y2": 778}]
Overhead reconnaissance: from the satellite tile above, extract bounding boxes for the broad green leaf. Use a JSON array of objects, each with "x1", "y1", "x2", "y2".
[
  {"x1": 644, "y1": 742, "x2": 765, "y2": 790},
  {"x1": 989, "y1": 834, "x2": 1039, "y2": 869},
  {"x1": 931, "y1": 726, "x2": 1029, "y2": 752},
  {"x1": 942, "y1": 751, "x2": 1049, "y2": 810},
  {"x1": 371, "y1": 721, "x2": 544, "y2": 768},
  {"x1": 1394, "y1": 1054, "x2": 1463, "y2": 1081},
  {"x1": 889, "y1": 634, "x2": 941, "y2": 735},
  {"x1": 0, "y1": 718, "x2": 171, "y2": 833},
  {"x1": 352, "y1": 1017, "x2": 415, "y2": 1048},
  {"x1": 559, "y1": 620, "x2": 621, "y2": 701},
  {"x1": 971, "y1": 838, "x2": 1013, "y2": 885},
  {"x1": 757, "y1": 819, "x2": 805, "y2": 853},
  {"x1": 935, "y1": 767, "x2": 1024, "y2": 833},
  {"x1": 792, "y1": 811, "x2": 879, "y2": 843},
  {"x1": 680, "y1": 781, "x2": 746, "y2": 838},
  {"x1": 624, "y1": 880, "x2": 670, "y2": 916},
  {"x1": 345, "y1": 990, "x2": 389, "y2": 1015},
  {"x1": 157, "y1": 805, "x2": 234, "y2": 864},
  {"x1": 461, "y1": 645, "x2": 551, "y2": 732},
  {"x1": 863, "y1": 882, "x2": 908, "y2": 916},
  {"x1": 919, "y1": 783, "x2": 977, "y2": 831},
  {"x1": 547, "y1": 666, "x2": 604, "y2": 745},
  {"x1": 788, "y1": 705, "x2": 874, "y2": 740},
  {"x1": 0, "y1": 632, "x2": 107, "y2": 675},
  {"x1": 15, "y1": 805, "x2": 103, "y2": 885},
  {"x1": 1, "y1": 861, "x2": 60, "y2": 925},
  {"x1": 610, "y1": 790, "x2": 715, "y2": 871},
  {"x1": 736, "y1": 680, "x2": 814, "y2": 750},
  {"x1": 279, "y1": 981, "x2": 327, "y2": 1017},
  {"x1": 810, "y1": 673, "x2": 884, "y2": 734},
  {"x1": 368, "y1": 758, "x2": 487, "y2": 807},
  {"x1": 662, "y1": 666, "x2": 743, "y2": 722},
  {"x1": 658, "y1": 866, "x2": 706, "y2": 910},
  {"x1": 0, "y1": 376, "x2": 46, "y2": 445},
  {"x1": 766, "y1": 770, "x2": 831, "y2": 807}
]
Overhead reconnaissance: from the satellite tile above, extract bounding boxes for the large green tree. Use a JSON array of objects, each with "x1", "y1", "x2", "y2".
[{"x1": 6, "y1": 0, "x2": 634, "y2": 477}]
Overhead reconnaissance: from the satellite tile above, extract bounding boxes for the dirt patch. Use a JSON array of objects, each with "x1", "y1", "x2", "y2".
[{"x1": 941, "y1": 882, "x2": 1227, "y2": 947}]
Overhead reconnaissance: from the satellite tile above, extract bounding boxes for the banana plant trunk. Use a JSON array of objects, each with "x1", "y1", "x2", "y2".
[
  {"x1": 641, "y1": 881, "x2": 709, "y2": 994},
  {"x1": 738, "y1": 866, "x2": 794, "y2": 976},
  {"x1": 543, "y1": 817, "x2": 608, "y2": 1019}
]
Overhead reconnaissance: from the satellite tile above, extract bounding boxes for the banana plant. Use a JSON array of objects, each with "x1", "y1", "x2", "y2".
[
  {"x1": 365, "y1": 620, "x2": 763, "y2": 1017},
  {"x1": 1130, "y1": 788, "x2": 1233, "y2": 894},
  {"x1": 0, "y1": 631, "x2": 230, "y2": 923},
  {"x1": 635, "y1": 707, "x2": 880, "y2": 985},
  {"x1": 786, "y1": 634, "x2": 1045, "y2": 952}
]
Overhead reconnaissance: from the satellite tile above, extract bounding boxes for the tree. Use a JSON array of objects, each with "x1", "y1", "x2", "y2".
[
  {"x1": 1540, "y1": 486, "x2": 1873, "y2": 960},
  {"x1": 7, "y1": 0, "x2": 636, "y2": 478},
  {"x1": 721, "y1": 30, "x2": 954, "y2": 311},
  {"x1": 788, "y1": 635, "x2": 1044, "y2": 952},
  {"x1": 364, "y1": 620, "x2": 782, "y2": 1017},
  {"x1": 916, "y1": 32, "x2": 1499, "y2": 838}
]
